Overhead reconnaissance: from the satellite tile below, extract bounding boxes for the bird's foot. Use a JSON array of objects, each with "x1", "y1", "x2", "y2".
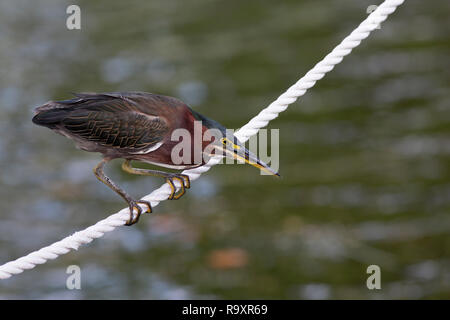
[
  {"x1": 126, "y1": 200, "x2": 152, "y2": 226},
  {"x1": 166, "y1": 174, "x2": 190, "y2": 200}
]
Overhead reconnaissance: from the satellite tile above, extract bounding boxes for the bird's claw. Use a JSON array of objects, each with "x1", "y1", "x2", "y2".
[
  {"x1": 166, "y1": 174, "x2": 190, "y2": 200},
  {"x1": 126, "y1": 200, "x2": 152, "y2": 226}
]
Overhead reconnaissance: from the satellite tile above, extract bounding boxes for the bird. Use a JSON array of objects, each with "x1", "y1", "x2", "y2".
[{"x1": 32, "y1": 92, "x2": 279, "y2": 225}]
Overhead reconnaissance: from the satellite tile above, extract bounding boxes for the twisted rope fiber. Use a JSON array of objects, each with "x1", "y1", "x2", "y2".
[{"x1": 0, "y1": 0, "x2": 404, "y2": 280}]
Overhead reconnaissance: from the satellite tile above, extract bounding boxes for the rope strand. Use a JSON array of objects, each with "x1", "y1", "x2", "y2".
[{"x1": 0, "y1": 0, "x2": 405, "y2": 280}]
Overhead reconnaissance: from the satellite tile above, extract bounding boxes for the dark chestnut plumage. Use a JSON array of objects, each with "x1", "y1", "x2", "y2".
[{"x1": 33, "y1": 92, "x2": 278, "y2": 225}]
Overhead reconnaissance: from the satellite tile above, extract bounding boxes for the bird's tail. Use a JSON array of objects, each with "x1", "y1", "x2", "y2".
[{"x1": 32, "y1": 102, "x2": 69, "y2": 129}]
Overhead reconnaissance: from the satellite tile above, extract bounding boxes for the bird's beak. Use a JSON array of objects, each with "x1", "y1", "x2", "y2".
[{"x1": 216, "y1": 138, "x2": 280, "y2": 177}]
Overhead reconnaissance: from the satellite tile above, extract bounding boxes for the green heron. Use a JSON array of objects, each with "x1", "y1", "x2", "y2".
[{"x1": 32, "y1": 92, "x2": 278, "y2": 225}]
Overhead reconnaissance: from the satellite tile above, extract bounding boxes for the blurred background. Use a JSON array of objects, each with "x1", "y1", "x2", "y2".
[{"x1": 0, "y1": 0, "x2": 449, "y2": 299}]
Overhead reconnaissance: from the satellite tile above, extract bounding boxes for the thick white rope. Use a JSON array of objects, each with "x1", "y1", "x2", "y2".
[{"x1": 0, "y1": 0, "x2": 404, "y2": 280}]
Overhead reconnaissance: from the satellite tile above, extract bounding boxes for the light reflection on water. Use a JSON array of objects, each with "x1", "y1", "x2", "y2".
[{"x1": 0, "y1": 0, "x2": 449, "y2": 299}]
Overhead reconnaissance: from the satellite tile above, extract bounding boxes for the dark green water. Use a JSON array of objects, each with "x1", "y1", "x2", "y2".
[{"x1": 0, "y1": 0, "x2": 449, "y2": 299}]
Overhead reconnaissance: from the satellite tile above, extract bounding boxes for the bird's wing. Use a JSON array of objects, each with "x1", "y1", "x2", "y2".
[{"x1": 60, "y1": 99, "x2": 169, "y2": 152}]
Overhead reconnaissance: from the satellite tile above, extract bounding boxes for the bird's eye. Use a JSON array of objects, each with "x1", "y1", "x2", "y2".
[{"x1": 221, "y1": 138, "x2": 241, "y2": 150}]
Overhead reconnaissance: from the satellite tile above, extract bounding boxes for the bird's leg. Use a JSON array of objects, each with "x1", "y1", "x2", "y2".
[
  {"x1": 93, "y1": 159, "x2": 151, "y2": 226},
  {"x1": 122, "y1": 160, "x2": 190, "y2": 200}
]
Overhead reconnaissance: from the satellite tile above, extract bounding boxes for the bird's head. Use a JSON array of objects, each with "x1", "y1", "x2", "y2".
[
  {"x1": 189, "y1": 107, "x2": 279, "y2": 176},
  {"x1": 211, "y1": 131, "x2": 280, "y2": 177}
]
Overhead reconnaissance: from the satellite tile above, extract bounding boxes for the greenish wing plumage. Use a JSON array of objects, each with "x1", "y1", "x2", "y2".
[
  {"x1": 62, "y1": 108, "x2": 168, "y2": 150},
  {"x1": 39, "y1": 93, "x2": 171, "y2": 152}
]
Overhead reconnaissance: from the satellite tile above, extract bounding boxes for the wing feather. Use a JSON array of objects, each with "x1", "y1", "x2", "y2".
[
  {"x1": 55, "y1": 96, "x2": 169, "y2": 152},
  {"x1": 62, "y1": 109, "x2": 168, "y2": 151},
  {"x1": 33, "y1": 92, "x2": 171, "y2": 154}
]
